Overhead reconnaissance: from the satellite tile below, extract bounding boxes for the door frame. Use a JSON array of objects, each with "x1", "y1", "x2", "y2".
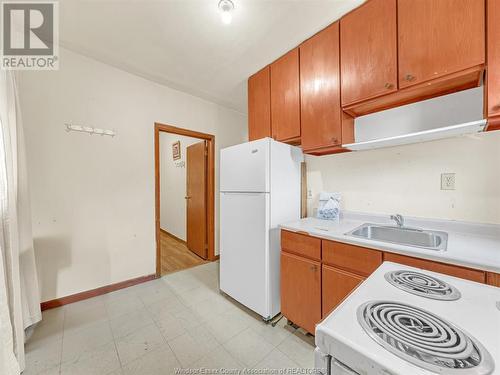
[{"x1": 154, "y1": 122, "x2": 216, "y2": 278}]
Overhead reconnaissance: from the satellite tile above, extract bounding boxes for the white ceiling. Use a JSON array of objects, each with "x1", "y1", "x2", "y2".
[{"x1": 60, "y1": 0, "x2": 365, "y2": 113}]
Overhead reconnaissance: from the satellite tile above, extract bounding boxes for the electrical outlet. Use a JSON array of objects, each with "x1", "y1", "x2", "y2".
[
  {"x1": 307, "y1": 189, "x2": 313, "y2": 199},
  {"x1": 441, "y1": 173, "x2": 456, "y2": 190}
]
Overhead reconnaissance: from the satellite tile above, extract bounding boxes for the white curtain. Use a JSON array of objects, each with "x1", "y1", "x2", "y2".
[{"x1": 0, "y1": 71, "x2": 41, "y2": 374}]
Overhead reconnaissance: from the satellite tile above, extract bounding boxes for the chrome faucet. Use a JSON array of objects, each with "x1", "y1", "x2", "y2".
[{"x1": 390, "y1": 214, "x2": 404, "y2": 228}]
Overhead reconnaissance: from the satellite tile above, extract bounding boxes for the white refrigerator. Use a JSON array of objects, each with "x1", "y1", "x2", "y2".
[{"x1": 219, "y1": 138, "x2": 303, "y2": 320}]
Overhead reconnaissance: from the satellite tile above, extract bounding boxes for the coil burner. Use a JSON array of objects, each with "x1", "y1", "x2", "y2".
[
  {"x1": 385, "y1": 270, "x2": 461, "y2": 301},
  {"x1": 357, "y1": 301, "x2": 494, "y2": 374}
]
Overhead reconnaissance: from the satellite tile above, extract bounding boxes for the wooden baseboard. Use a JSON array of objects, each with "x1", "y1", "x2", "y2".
[
  {"x1": 40, "y1": 274, "x2": 157, "y2": 311},
  {"x1": 160, "y1": 228, "x2": 187, "y2": 244}
]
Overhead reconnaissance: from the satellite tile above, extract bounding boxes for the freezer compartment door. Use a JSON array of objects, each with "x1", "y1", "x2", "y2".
[
  {"x1": 220, "y1": 192, "x2": 270, "y2": 318},
  {"x1": 220, "y1": 138, "x2": 270, "y2": 193}
]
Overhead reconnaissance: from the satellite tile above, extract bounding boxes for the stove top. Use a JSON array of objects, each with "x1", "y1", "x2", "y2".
[
  {"x1": 358, "y1": 300, "x2": 494, "y2": 374},
  {"x1": 385, "y1": 270, "x2": 461, "y2": 301},
  {"x1": 315, "y1": 262, "x2": 500, "y2": 375}
]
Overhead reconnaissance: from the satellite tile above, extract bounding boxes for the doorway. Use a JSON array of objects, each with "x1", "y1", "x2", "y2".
[{"x1": 154, "y1": 123, "x2": 216, "y2": 277}]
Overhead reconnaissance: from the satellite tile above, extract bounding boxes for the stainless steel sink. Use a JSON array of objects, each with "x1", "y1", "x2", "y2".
[{"x1": 345, "y1": 223, "x2": 448, "y2": 251}]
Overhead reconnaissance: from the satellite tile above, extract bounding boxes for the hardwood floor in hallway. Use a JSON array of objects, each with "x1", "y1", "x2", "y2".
[{"x1": 160, "y1": 230, "x2": 207, "y2": 275}]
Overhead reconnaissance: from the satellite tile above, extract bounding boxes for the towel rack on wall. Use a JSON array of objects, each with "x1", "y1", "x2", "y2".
[{"x1": 65, "y1": 123, "x2": 116, "y2": 137}]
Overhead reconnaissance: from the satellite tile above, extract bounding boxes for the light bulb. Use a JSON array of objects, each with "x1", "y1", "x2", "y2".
[
  {"x1": 221, "y1": 11, "x2": 232, "y2": 25},
  {"x1": 218, "y1": 0, "x2": 234, "y2": 25}
]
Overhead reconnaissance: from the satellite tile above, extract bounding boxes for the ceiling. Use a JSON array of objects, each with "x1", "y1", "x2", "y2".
[{"x1": 60, "y1": 0, "x2": 366, "y2": 113}]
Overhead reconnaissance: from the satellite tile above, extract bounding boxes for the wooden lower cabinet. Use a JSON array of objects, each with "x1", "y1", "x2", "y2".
[
  {"x1": 281, "y1": 252, "x2": 321, "y2": 334},
  {"x1": 487, "y1": 273, "x2": 500, "y2": 287},
  {"x1": 384, "y1": 253, "x2": 485, "y2": 283},
  {"x1": 322, "y1": 265, "x2": 364, "y2": 317},
  {"x1": 280, "y1": 229, "x2": 492, "y2": 335}
]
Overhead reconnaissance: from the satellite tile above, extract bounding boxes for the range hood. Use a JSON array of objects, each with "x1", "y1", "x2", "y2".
[
  {"x1": 343, "y1": 87, "x2": 486, "y2": 151},
  {"x1": 343, "y1": 119, "x2": 487, "y2": 151}
]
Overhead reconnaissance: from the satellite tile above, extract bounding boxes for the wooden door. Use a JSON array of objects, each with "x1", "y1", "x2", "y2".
[
  {"x1": 384, "y1": 253, "x2": 485, "y2": 283},
  {"x1": 322, "y1": 265, "x2": 364, "y2": 317},
  {"x1": 186, "y1": 141, "x2": 207, "y2": 259},
  {"x1": 281, "y1": 252, "x2": 321, "y2": 334},
  {"x1": 398, "y1": 0, "x2": 485, "y2": 88},
  {"x1": 340, "y1": 0, "x2": 397, "y2": 105},
  {"x1": 248, "y1": 66, "x2": 271, "y2": 141},
  {"x1": 300, "y1": 23, "x2": 342, "y2": 151},
  {"x1": 487, "y1": 0, "x2": 500, "y2": 123},
  {"x1": 271, "y1": 48, "x2": 301, "y2": 143}
]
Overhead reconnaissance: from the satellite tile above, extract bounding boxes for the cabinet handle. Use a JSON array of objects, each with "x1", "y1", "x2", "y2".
[
  {"x1": 184, "y1": 196, "x2": 191, "y2": 200},
  {"x1": 492, "y1": 104, "x2": 500, "y2": 111},
  {"x1": 404, "y1": 74, "x2": 415, "y2": 82},
  {"x1": 310, "y1": 265, "x2": 318, "y2": 272},
  {"x1": 385, "y1": 83, "x2": 394, "y2": 89},
  {"x1": 331, "y1": 137, "x2": 338, "y2": 144}
]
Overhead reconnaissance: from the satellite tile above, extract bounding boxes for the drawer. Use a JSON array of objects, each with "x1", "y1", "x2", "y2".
[
  {"x1": 281, "y1": 230, "x2": 321, "y2": 261},
  {"x1": 384, "y1": 253, "x2": 485, "y2": 283},
  {"x1": 322, "y1": 240, "x2": 382, "y2": 276}
]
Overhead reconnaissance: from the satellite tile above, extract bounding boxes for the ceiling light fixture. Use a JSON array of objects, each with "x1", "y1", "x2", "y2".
[{"x1": 218, "y1": 0, "x2": 234, "y2": 25}]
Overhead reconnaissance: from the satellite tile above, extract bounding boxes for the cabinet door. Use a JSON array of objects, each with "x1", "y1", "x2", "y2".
[
  {"x1": 487, "y1": 0, "x2": 500, "y2": 122},
  {"x1": 340, "y1": 0, "x2": 397, "y2": 105},
  {"x1": 271, "y1": 49, "x2": 301, "y2": 142},
  {"x1": 281, "y1": 252, "x2": 321, "y2": 334},
  {"x1": 248, "y1": 66, "x2": 271, "y2": 141},
  {"x1": 384, "y1": 253, "x2": 485, "y2": 283},
  {"x1": 398, "y1": 0, "x2": 485, "y2": 88},
  {"x1": 322, "y1": 265, "x2": 364, "y2": 317},
  {"x1": 300, "y1": 23, "x2": 342, "y2": 150}
]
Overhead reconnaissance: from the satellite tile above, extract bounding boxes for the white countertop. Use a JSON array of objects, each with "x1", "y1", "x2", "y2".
[{"x1": 280, "y1": 212, "x2": 500, "y2": 274}]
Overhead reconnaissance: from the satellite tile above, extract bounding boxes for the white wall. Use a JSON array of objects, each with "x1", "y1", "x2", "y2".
[
  {"x1": 159, "y1": 133, "x2": 202, "y2": 241},
  {"x1": 18, "y1": 48, "x2": 247, "y2": 302},
  {"x1": 307, "y1": 131, "x2": 500, "y2": 224}
]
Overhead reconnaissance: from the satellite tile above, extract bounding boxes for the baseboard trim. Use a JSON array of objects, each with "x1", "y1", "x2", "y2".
[
  {"x1": 40, "y1": 274, "x2": 157, "y2": 311},
  {"x1": 160, "y1": 228, "x2": 187, "y2": 244}
]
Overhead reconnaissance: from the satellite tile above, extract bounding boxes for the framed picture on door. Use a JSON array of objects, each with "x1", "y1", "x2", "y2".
[{"x1": 172, "y1": 141, "x2": 181, "y2": 160}]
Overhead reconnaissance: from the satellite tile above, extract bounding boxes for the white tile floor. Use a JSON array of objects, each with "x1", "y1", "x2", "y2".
[{"x1": 24, "y1": 261, "x2": 316, "y2": 375}]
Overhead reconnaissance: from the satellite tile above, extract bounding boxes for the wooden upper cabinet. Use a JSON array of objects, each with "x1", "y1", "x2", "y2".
[
  {"x1": 340, "y1": 0, "x2": 397, "y2": 105},
  {"x1": 487, "y1": 0, "x2": 500, "y2": 128},
  {"x1": 300, "y1": 23, "x2": 342, "y2": 151},
  {"x1": 248, "y1": 66, "x2": 271, "y2": 141},
  {"x1": 398, "y1": 0, "x2": 485, "y2": 89},
  {"x1": 281, "y1": 252, "x2": 321, "y2": 334},
  {"x1": 271, "y1": 48, "x2": 301, "y2": 143}
]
